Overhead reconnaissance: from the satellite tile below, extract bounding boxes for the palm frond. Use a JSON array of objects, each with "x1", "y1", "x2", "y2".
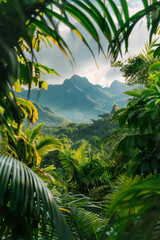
[
  {"x1": 36, "y1": 136, "x2": 62, "y2": 156},
  {"x1": 69, "y1": 208, "x2": 107, "y2": 240},
  {"x1": 0, "y1": 154, "x2": 72, "y2": 240},
  {"x1": 43, "y1": 165, "x2": 68, "y2": 191},
  {"x1": 108, "y1": 1, "x2": 160, "y2": 60},
  {"x1": 55, "y1": 193, "x2": 108, "y2": 240},
  {"x1": 25, "y1": 123, "x2": 44, "y2": 143},
  {"x1": 73, "y1": 144, "x2": 88, "y2": 164},
  {"x1": 107, "y1": 174, "x2": 160, "y2": 240}
]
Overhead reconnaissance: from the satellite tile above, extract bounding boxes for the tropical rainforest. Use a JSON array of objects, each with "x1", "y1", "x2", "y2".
[{"x1": 1, "y1": 0, "x2": 160, "y2": 240}]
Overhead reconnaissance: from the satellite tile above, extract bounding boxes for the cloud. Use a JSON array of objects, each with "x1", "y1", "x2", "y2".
[
  {"x1": 127, "y1": 0, "x2": 143, "y2": 10},
  {"x1": 36, "y1": 0, "x2": 149, "y2": 87}
]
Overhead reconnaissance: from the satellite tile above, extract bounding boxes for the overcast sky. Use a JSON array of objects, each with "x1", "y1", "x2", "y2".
[{"x1": 36, "y1": 0, "x2": 149, "y2": 87}]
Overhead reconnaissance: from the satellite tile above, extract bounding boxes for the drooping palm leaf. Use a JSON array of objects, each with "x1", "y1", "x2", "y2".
[
  {"x1": 0, "y1": 154, "x2": 72, "y2": 240},
  {"x1": 108, "y1": 1, "x2": 160, "y2": 60}
]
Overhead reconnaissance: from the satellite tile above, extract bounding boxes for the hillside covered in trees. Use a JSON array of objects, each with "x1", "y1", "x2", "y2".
[{"x1": 42, "y1": 112, "x2": 119, "y2": 148}]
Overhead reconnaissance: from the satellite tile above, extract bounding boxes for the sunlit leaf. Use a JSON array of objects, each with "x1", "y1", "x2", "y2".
[{"x1": 14, "y1": 81, "x2": 21, "y2": 92}]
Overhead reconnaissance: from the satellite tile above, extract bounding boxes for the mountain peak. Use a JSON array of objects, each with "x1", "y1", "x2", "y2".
[
  {"x1": 70, "y1": 74, "x2": 88, "y2": 81},
  {"x1": 63, "y1": 75, "x2": 90, "y2": 86},
  {"x1": 110, "y1": 80, "x2": 124, "y2": 89}
]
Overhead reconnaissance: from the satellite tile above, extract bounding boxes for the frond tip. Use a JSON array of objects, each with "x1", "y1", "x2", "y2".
[{"x1": 0, "y1": 154, "x2": 72, "y2": 240}]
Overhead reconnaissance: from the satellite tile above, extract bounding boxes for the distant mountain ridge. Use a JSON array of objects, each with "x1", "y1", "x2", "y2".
[{"x1": 16, "y1": 75, "x2": 133, "y2": 122}]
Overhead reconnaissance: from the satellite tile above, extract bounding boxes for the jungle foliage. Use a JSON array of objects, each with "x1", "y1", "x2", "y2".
[
  {"x1": 112, "y1": 39, "x2": 160, "y2": 86},
  {"x1": 1, "y1": 0, "x2": 160, "y2": 240},
  {"x1": 42, "y1": 113, "x2": 119, "y2": 149}
]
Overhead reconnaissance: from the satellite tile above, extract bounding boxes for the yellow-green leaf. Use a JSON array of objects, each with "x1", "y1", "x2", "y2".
[
  {"x1": 14, "y1": 81, "x2": 21, "y2": 92},
  {"x1": 41, "y1": 81, "x2": 48, "y2": 90}
]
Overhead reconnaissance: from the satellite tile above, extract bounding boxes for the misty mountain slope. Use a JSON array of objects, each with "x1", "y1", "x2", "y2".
[
  {"x1": 31, "y1": 102, "x2": 69, "y2": 126},
  {"x1": 16, "y1": 75, "x2": 133, "y2": 122}
]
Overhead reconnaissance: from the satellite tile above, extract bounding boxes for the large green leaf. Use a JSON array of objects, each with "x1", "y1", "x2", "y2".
[
  {"x1": 64, "y1": 2, "x2": 100, "y2": 44},
  {"x1": 108, "y1": 0, "x2": 124, "y2": 28},
  {"x1": 96, "y1": 0, "x2": 117, "y2": 35},
  {"x1": 142, "y1": 0, "x2": 149, "y2": 8},
  {"x1": 119, "y1": 0, "x2": 129, "y2": 22},
  {"x1": 75, "y1": 0, "x2": 111, "y2": 42},
  {"x1": 0, "y1": 154, "x2": 72, "y2": 240}
]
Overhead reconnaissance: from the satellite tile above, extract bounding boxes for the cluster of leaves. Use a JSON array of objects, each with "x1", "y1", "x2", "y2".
[
  {"x1": 113, "y1": 76, "x2": 160, "y2": 177},
  {"x1": 112, "y1": 39, "x2": 159, "y2": 86},
  {"x1": 42, "y1": 143, "x2": 117, "y2": 195}
]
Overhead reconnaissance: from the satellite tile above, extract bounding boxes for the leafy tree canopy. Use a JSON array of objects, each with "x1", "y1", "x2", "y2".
[{"x1": 112, "y1": 39, "x2": 160, "y2": 86}]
